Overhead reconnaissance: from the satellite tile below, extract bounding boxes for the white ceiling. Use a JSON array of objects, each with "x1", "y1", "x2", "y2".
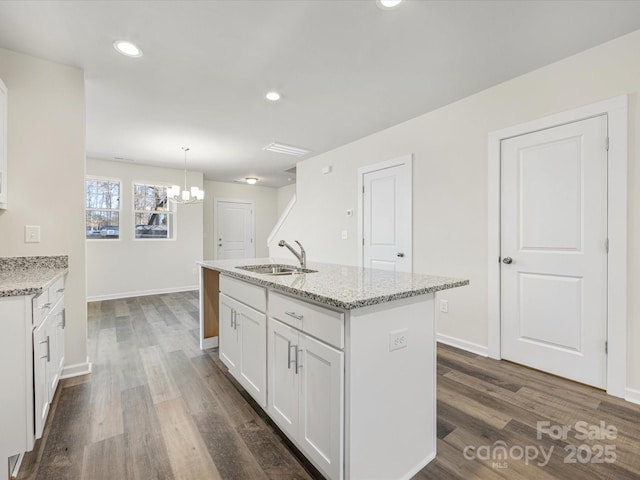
[{"x1": 0, "y1": 1, "x2": 639, "y2": 187}]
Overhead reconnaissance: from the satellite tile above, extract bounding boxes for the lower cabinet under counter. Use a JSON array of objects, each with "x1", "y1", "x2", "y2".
[{"x1": 216, "y1": 273, "x2": 437, "y2": 480}]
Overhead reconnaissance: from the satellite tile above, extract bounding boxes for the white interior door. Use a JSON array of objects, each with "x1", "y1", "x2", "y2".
[
  {"x1": 501, "y1": 115, "x2": 608, "y2": 388},
  {"x1": 215, "y1": 199, "x2": 254, "y2": 259},
  {"x1": 361, "y1": 157, "x2": 412, "y2": 272}
]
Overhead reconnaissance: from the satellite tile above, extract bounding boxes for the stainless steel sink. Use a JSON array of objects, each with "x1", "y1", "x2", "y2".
[{"x1": 236, "y1": 264, "x2": 317, "y2": 275}]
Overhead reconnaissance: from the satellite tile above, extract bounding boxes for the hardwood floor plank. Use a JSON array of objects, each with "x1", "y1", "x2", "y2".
[
  {"x1": 155, "y1": 397, "x2": 223, "y2": 480},
  {"x1": 89, "y1": 366, "x2": 124, "y2": 443},
  {"x1": 139, "y1": 344, "x2": 181, "y2": 404},
  {"x1": 81, "y1": 435, "x2": 127, "y2": 480},
  {"x1": 121, "y1": 384, "x2": 175, "y2": 480}
]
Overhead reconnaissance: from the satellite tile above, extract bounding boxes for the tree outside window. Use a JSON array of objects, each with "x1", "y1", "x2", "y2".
[
  {"x1": 86, "y1": 178, "x2": 120, "y2": 239},
  {"x1": 133, "y1": 183, "x2": 174, "y2": 239}
]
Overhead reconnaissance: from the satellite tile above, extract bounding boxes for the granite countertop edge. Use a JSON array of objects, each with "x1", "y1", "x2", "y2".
[
  {"x1": 0, "y1": 267, "x2": 69, "y2": 298},
  {"x1": 198, "y1": 259, "x2": 469, "y2": 310}
]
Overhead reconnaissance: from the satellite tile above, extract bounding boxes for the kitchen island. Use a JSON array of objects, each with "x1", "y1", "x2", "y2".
[{"x1": 198, "y1": 258, "x2": 468, "y2": 480}]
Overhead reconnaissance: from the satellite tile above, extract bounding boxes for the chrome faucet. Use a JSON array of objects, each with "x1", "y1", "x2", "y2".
[{"x1": 278, "y1": 240, "x2": 306, "y2": 269}]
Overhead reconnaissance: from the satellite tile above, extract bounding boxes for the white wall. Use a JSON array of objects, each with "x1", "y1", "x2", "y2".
[
  {"x1": 277, "y1": 183, "x2": 296, "y2": 217},
  {"x1": 0, "y1": 48, "x2": 88, "y2": 370},
  {"x1": 270, "y1": 30, "x2": 640, "y2": 390},
  {"x1": 203, "y1": 180, "x2": 278, "y2": 260},
  {"x1": 86, "y1": 159, "x2": 203, "y2": 300}
]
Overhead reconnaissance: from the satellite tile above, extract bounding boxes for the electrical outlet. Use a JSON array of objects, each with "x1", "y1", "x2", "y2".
[
  {"x1": 389, "y1": 329, "x2": 408, "y2": 351},
  {"x1": 440, "y1": 299, "x2": 449, "y2": 313},
  {"x1": 341, "y1": 230, "x2": 348, "y2": 240}
]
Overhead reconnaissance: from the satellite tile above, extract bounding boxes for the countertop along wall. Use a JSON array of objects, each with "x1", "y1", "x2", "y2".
[
  {"x1": 270, "y1": 29, "x2": 640, "y2": 392},
  {"x1": 86, "y1": 158, "x2": 204, "y2": 300},
  {"x1": 0, "y1": 47, "x2": 88, "y2": 373}
]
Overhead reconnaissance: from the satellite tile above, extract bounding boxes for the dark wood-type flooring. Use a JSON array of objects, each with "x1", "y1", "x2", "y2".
[{"x1": 17, "y1": 292, "x2": 640, "y2": 480}]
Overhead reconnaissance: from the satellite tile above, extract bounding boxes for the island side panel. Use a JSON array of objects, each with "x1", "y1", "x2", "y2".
[
  {"x1": 200, "y1": 267, "x2": 219, "y2": 349},
  {"x1": 345, "y1": 293, "x2": 436, "y2": 480}
]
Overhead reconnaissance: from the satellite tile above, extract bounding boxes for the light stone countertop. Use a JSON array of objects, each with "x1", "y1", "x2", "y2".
[
  {"x1": 0, "y1": 256, "x2": 68, "y2": 297},
  {"x1": 199, "y1": 257, "x2": 469, "y2": 310}
]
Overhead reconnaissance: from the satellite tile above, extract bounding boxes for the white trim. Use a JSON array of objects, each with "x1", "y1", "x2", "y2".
[
  {"x1": 436, "y1": 333, "x2": 489, "y2": 357},
  {"x1": 357, "y1": 154, "x2": 413, "y2": 270},
  {"x1": 267, "y1": 193, "x2": 297, "y2": 245},
  {"x1": 87, "y1": 285, "x2": 197, "y2": 302},
  {"x1": 201, "y1": 336, "x2": 219, "y2": 350},
  {"x1": 60, "y1": 358, "x2": 92, "y2": 379},
  {"x1": 487, "y1": 95, "x2": 628, "y2": 398},
  {"x1": 625, "y1": 388, "x2": 640, "y2": 406},
  {"x1": 213, "y1": 197, "x2": 256, "y2": 260}
]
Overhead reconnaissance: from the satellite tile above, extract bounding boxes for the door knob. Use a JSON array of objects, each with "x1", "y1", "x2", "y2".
[
  {"x1": 502, "y1": 257, "x2": 513, "y2": 264},
  {"x1": 397, "y1": 253, "x2": 405, "y2": 258}
]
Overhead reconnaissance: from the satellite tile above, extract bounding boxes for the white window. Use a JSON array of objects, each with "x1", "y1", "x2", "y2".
[
  {"x1": 133, "y1": 183, "x2": 174, "y2": 239},
  {"x1": 85, "y1": 177, "x2": 120, "y2": 239}
]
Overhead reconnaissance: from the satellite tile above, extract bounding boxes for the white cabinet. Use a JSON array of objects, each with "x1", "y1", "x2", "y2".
[
  {"x1": 219, "y1": 277, "x2": 267, "y2": 407},
  {"x1": 0, "y1": 77, "x2": 7, "y2": 209},
  {"x1": 268, "y1": 317, "x2": 344, "y2": 480},
  {"x1": 32, "y1": 279, "x2": 66, "y2": 439}
]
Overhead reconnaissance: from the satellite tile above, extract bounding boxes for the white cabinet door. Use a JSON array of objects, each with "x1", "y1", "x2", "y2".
[
  {"x1": 219, "y1": 293, "x2": 239, "y2": 371},
  {"x1": 298, "y1": 334, "x2": 344, "y2": 480},
  {"x1": 33, "y1": 318, "x2": 50, "y2": 439},
  {"x1": 268, "y1": 318, "x2": 345, "y2": 480},
  {"x1": 48, "y1": 303, "x2": 65, "y2": 401},
  {"x1": 236, "y1": 301, "x2": 266, "y2": 407},
  {"x1": 267, "y1": 318, "x2": 299, "y2": 440}
]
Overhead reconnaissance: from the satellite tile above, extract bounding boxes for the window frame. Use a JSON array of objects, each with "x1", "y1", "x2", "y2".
[
  {"x1": 132, "y1": 180, "x2": 177, "y2": 241},
  {"x1": 85, "y1": 175, "x2": 122, "y2": 241}
]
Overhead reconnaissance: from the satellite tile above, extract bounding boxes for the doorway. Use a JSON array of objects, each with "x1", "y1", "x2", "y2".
[
  {"x1": 214, "y1": 198, "x2": 255, "y2": 260},
  {"x1": 358, "y1": 155, "x2": 412, "y2": 273},
  {"x1": 488, "y1": 96, "x2": 628, "y2": 397}
]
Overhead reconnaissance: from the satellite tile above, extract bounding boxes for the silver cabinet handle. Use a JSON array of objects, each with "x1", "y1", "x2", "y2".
[
  {"x1": 58, "y1": 309, "x2": 66, "y2": 329},
  {"x1": 40, "y1": 336, "x2": 50, "y2": 362},
  {"x1": 40, "y1": 303, "x2": 52, "y2": 310},
  {"x1": 295, "y1": 348, "x2": 302, "y2": 375},
  {"x1": 503, "y1": 257, "x2": 513, "y2": 265},
  {"x1": 285, "y1": 311, "x2": 304, "y2": 321},
  {"x1": 287, "y1": 340, "x2": 297, "y2": 369},
  {"x1": 231, "y1": 309, "x2": 237, "y2": 329},
  {"x1": 57, "y1": 288, "x2": 65, "y2": 293}
]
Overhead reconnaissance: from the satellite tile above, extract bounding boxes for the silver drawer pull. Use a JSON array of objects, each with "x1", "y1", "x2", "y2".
[
  {"x1": 57, "y1": 288, "x2": 65, "y2": 293},
  {"x1": 40, "y1": 303, "x2": 52, "y2": 310},
  {"x1": 285, "y1": 311, "x2": 304, "y2": 321},
  {"x1": 40, "y1": 336, "x2": 51, "y2": 362},
  {"x1": 295, "y1": 348, "x2": 302, "y2": 375}
]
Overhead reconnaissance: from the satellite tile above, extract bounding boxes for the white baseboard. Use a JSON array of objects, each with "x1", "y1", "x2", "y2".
[
  {"x1": 625, "y1": 387, "x2": 640, "y2": 405},
  {"x1": 201, "y1": 336, "x2": 218, "y2": 350},
  {"x1": 436, "y1": 333, "x2": 489, "y2": 357},
  {"x1": 60, "y1": 358, "x2": 92, "y2": 379},
  {"x1": 87, "y1": 285, "x2": 198, "y2": 302}
]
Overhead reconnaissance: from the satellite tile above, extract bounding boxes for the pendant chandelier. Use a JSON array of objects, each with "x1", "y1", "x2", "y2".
[{"x1": 167, "y1": 147, "x2": 204, "y2": 204}]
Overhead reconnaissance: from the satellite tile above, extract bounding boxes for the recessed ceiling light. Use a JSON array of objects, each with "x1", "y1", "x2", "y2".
[
  {"x1": 265, "y1": 91, "x2": 281, "y2": 101},
  {"x1": 245, "y1": 177, "x2": 258, "y2": 185},
  {"x1": 113, "y1": 40, "x2": 143, "y2": 58},
  {"x1": 377, "y1": 0, "x2": 403, "y2": 10}
]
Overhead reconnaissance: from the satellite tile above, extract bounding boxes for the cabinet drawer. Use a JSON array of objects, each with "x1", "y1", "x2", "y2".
[
  {"x1": 32, "y1": 291, "x2": 50, "y2": 327},
  {"x1": 269, "y1": 291, "x2": 344, "y2": 349},
  {"x1": 48, "y1": 276, "x2": 65, "y2": 308},
  {"x1": 220, "y1": 275, "x2": 266, "y2": 313}
]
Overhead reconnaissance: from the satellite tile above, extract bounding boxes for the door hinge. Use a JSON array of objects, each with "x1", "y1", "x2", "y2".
[
  {"x1": 605, "y1": 137, "x2": 610, "y2": 152},
  {"x1": 498, "y1": 256, "x2": 501, "y2": 264},
  {"x1": 605, "y1": 238, "x2": 609, "y2": 253},
  {"x1": 605, "y1": 341, "x2": 608, "y2": 354},
  {"x1": 362, "y1": 186, "x2": 365, "y2": 194},
  {"x1": 362, "y1": 237, "x2": 365, "y2": 246}
]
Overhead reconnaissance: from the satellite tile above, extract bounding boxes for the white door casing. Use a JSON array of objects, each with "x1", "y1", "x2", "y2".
[
  {"x1": 214, "y1": 198, "x2": 255, "y2": 260},
  {"x1": 488, "y1": 95, "x2": 628, "y2": 398},
  {"x1": 501, "y1": 115, "x2": 607, "y2": 388},
  {"x1": 358, "y1": 155, "x2": 412, "y2": 273}
]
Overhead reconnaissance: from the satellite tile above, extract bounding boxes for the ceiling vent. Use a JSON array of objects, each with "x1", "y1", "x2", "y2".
[{"x1": 263, "y1": 142, "x2": 311, "y2": 157}]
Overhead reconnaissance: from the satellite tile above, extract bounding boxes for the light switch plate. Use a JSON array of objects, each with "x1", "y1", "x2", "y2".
[
  {"x1": 25, "y1": 225, "x2": 41, "y2": 243},
  {"x1": 341, "y1": 230, "x2": 348, "y2": 240}
]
